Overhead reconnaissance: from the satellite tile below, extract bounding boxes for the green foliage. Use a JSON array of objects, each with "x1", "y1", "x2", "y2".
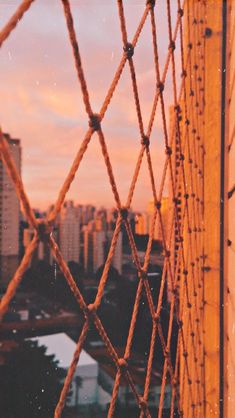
[{"x1": 0, "y1": 339, "x2": 66, "y2": 418}]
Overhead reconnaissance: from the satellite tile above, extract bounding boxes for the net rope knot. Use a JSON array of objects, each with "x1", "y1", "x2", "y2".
[
  {"x1": 154, "y1": 314, "x2": 161, "y2": 324},
  {"x1": 123, "y1": 42, "x2": 134, "y2": 59},
  {"x1": 139, "y1": 397, "x2": 148, "y2": 411},
  {"x1": 37, "y1": 219, "x2": 52, "y2": 242},
  {"x1": 89, "y1": 113, "x2": 101, "y2": 131},
  {"x1": 118, "y1": 358, "x2": 128, "y2": 372},
  {"x1": 138, "y1": 269, "x2": 148, "y2": 281},
  {"x1": 157, "y1": 81, "x2": 164, "y2": 93},
  {"x1": 146, "y1": 0, "x2": 155, "y2": 8},
  {"x1": 155, "y1": 200, "x2": 161, "y2": 210},
  {"x1": 84, "y1": 303, "x2": 97, "y2": 320},
  {"x1": 120, "y1": 207, "x2": 128, "y2": 221},
  {"x1": 165, "y1": 146, "x2": 172, "y2": 156},
  {"x1": 165, "y1": 249, "x2": 171, "y2": 258},
  {"x1": 141, "y1": 134, "x2": 150, "y2": 147},
  {"x1": 164, "y1": 349, "x2": 170, "y2": 358},
  {"x1": 174, "y1": 104, "x2": 181, "y2": 114},
  {"x1": 168, "y1": 40, "x2": 176, "y2": 51},
  {"x1": 172, "y1": 288, "x2": 178, "y2": 296},
  {"x1": 178, "y1": 8, "x2": 184, "y2": 17},
  {"x1": 173, "y1": 378, "x2": 179, "y2": 388}
]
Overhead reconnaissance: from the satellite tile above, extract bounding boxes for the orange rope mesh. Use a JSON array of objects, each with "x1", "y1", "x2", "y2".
[{"x1": 0, "y1": 0, "x2": 207, "y2": 417}]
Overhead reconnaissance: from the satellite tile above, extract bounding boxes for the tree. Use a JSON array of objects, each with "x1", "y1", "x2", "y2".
[
  {"x1": 95, "y1": 264, "x2": 120, "y2": 284},
  {"x1": 0, "y1": 339, "x2": 66, "y2": 418},
  {"x1": 21, "y1": 260, "x2": 54, "y2": 294},
  {"x1": 21, "y1": 260, "x2": 84, "y2": 312},
  {"x1": 67, "y1": 261, "x2": 84, "y2": 294}
]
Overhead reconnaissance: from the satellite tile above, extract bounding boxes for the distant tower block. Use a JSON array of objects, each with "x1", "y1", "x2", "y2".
[
  {"x1": 92, "y1": 230, "x2": 106, "y2": 273},
  {"x1": 59, "y1": 201, "x2": 80, "y2": 263},
  {"x1": 107, "y1": 230, "x2": 122, "y2": 275},
  {"x1": 135, "y1": 212, "x2": 149, "y2": 235},
  {"x1": 0, "y1": 133, "x2": 21, "y2": 286},
  {"x1": 83, "y1": 222, "x2": 95, "y2": 274}
]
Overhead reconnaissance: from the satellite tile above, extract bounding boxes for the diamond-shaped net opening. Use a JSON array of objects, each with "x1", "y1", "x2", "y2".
[{"x1": 0, "y1": 0, "x2": 207, "y2": 417}]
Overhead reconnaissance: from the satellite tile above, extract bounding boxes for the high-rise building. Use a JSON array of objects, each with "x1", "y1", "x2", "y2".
[
  {"x1": 59, "y1": 200, "x2": 80, "y2": 263},
  {"x1": 81, "y1": 204, "x2": 96, "y2": 225},
  {"x1": 0, "y1": 133, "x2": 21, "y2": 286},
  {"x1": 22, "y1": 207, "x2": 58, "y2": 267},
  {"x1": 107, "y1": 230, "x2": 122, "y2": 275},
  {"x1": 147, "y1": 200, "x2": 156, "y2": 239},
  {"x1": 83, "y1": 217, "x2": 123, "y2": 275},
  {"x1": 83, "y1": 221, "x2": 95, "y2": 274},
  {"x1": 93, "y1": 230, "x2": 106, "y2": 273},
  {"x1": 83, "y1": 219, "x2": 106, "y2": 274},
  {"x1": 135, "y1": 212, "x2": 149, "y2": 235},
  {"x1": 94, "y1": 209, "x2": 107, "y2": 232}
]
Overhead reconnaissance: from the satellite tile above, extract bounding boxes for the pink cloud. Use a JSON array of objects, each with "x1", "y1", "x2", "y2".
[{"x1": 0, "y1": 1, "x2": 179, "y2": 211}]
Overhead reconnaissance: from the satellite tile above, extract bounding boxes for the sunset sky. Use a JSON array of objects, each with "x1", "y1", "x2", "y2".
[{"x1": 0, "y1": 0, "x2": 179, "y2": 211}]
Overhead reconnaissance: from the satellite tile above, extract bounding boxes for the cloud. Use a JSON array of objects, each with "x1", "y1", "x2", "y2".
[{"x1": 0, "y1": 0, "x2": 178, "y2": 211}]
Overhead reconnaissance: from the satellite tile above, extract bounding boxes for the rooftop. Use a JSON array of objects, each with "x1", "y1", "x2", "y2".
[{"x1": 30, "y1": 333, "x2": 97, "y2": 369}]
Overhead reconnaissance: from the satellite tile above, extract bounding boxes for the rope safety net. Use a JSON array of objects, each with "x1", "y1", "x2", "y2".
[{"x1": 0, "y1": 0, "x2": 207, "y2": 416}]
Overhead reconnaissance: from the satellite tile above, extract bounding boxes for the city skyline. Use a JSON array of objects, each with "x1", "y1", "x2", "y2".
[{"x1": 0, "y1": 131, "x2": 168, "y2": 285}]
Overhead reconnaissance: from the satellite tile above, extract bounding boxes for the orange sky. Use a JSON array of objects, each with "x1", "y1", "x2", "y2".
[{"x1": 0, "y1": 0, "x2": 179, "y2": 211}]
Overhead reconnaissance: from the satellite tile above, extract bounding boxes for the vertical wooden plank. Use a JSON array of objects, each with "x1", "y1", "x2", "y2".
[
  {"x1": 203, "y1": 1, "x2": 223, "y2": 416},
  {"x1": 224, "y1": 1, "x2": 235, "y2": 417}
]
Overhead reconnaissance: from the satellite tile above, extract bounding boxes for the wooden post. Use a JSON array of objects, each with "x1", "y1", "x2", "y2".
[
  {"x1": 203, "y1": 1, "x2": 224, "y2": 417},
  {"x1": 171, "y1": 1, "x2": 226, "y2": 416},
  {"x1": 224, "y1": 1, "x2": 235, "y2": 417},
  {"x1": 176, "y1": 1, "x2": 224, "y2": 416}
]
